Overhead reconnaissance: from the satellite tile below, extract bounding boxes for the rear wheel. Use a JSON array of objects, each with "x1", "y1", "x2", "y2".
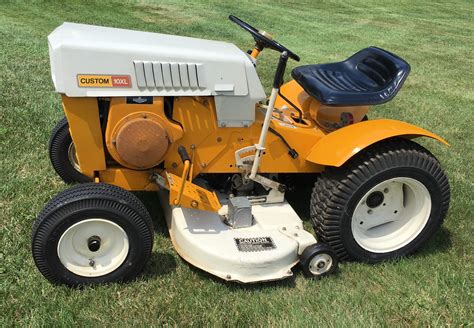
[
  {"x1": 310, "y1": 138, "x2": 450, "y2": 263},
  {"x1": 49, "y1": 117, "x2": 91, "y2": 183},
  {"x1": 32, "y1": 183, "x2": 154, "y2": 286}
]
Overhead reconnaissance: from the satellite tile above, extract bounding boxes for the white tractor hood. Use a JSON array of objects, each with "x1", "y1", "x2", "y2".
[{"x1": 48, "y1": 22, "x2": 266, "y2": 126}]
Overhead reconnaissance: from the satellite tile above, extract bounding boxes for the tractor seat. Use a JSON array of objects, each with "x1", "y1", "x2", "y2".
[{"x1": 291, "y1": 47, "x2": 410, "y2": 106}]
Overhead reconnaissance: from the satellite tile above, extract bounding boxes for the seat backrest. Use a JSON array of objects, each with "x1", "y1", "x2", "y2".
[{"x1": 352, "y1": 47, "x2": 410, "y2": 89}]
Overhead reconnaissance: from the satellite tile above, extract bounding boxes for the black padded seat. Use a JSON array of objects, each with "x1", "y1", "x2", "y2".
[{"x1": 291, "y1": 47, "x2": 410, "y2": 106}]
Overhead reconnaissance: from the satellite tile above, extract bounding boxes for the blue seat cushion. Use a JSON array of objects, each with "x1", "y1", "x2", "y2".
[{"x1": 291, "y1": 47, "x2": 410, "y2": 106}]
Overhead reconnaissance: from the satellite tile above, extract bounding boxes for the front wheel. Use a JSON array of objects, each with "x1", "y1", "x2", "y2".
[
  {"x1": 32, "y1": 183, "x2": 154, "y2": 286},
  {"x1": 49, "y1": 117, "x2": 91, "y2": 183},
  {"x1": 311, "y1": 138, "x2": 450, "y2": 263}
]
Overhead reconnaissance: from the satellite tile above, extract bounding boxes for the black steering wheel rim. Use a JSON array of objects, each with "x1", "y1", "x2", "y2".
[{"x1": 229, "y1": 15, "x2": 300, "y2": 61}]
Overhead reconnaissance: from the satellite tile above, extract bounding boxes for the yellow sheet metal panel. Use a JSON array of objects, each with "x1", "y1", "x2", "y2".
[
  {"x1": 274, "y1": 79, "x2": 313, "y2": 115},
  {"x1": 166, "y1": 172, "x2": 221, "y2": 212},
  {"x1": 99, "y1": 168, "x2": 158, "y2": 191},
  {"x1": 165, "y1": 96, "x2": 325, "y2": 176},
  {"x1": 306, "y1": 119, "x2": 449, "y2": 167},
  {"x1": 61, "y1": 96, "x2": 106, "y2": 177}
]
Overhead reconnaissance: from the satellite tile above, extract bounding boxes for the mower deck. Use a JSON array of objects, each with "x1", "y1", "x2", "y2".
[{"x1": 159, "y1": 191, "x2": 316, "y2": 283}]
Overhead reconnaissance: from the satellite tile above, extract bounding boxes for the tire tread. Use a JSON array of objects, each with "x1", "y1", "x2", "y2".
[{"x1": 310, "y1": 138, "x2": 450, "y2": 262}]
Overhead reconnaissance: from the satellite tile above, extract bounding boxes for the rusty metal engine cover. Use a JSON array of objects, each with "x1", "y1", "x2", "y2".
[{"x1": 114, "y1": 117, "x2": 169, "y2": 169}]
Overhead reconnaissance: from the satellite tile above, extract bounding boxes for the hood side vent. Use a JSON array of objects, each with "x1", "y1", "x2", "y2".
[{"x1": 134, "y1": 61, "x2": 205, "y2": 90}]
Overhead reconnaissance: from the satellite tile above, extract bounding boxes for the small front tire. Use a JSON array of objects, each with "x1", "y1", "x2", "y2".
[{"x1": 32, "y1": 183, "x2": 154, "y2": 286}]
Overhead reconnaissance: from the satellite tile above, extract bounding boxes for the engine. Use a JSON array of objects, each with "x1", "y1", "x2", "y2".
[{"x1": 105, "y1": 97, "x2": 182, "y2": 170}]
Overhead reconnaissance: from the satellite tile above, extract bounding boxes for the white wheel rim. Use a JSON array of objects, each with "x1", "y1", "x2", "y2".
[
  {"x1": 68, "y1": 143, "x2": 80, "y2": 171},
  {"x1": 351, "y1": 177, "x2": 432, "y2": 253},
  {"x1": 57, "y1": 219, "x2": 129, "y2": 277},
  {"x1": 309, "y1": 253, "x2": 333, "y2": 275}
]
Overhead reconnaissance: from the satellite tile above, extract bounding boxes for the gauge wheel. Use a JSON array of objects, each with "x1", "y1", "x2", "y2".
[
  {"x1": 311, "y1": 138, "x2": 450, "y2": 263},
  {"x1": 300, "y1": 243, "x2": 338, "y2": 278},
  {"x1": 49, "y1": 117, "x2": 91, "y2": 183},
  {"x1": 32, "y1": 183, "x2": 154, "y2": 286}
]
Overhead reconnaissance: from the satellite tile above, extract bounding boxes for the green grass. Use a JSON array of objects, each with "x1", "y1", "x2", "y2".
[{"x1": 1, "y1": 0, "x2": 473, "y2": 326}]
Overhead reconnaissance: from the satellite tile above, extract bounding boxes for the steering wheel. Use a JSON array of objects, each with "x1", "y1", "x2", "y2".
[{"x1": 229, "y1": 15, "x2": 300, "y2": 62}]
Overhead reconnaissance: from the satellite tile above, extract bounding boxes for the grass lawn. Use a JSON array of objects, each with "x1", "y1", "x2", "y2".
[{"x1": 1, "y1": 0, "x2": 473, "y2": 326}]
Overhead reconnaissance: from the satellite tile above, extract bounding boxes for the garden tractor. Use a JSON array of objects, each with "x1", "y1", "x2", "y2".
[{"x1": 32, "y1": 16, "x2": 450, "y2": 286}]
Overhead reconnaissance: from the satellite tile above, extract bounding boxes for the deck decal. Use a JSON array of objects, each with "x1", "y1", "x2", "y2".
[
  {"x1": 234, "y1": 237, "x2": 276, "y2": 252},
  {"x1": 77, "y1": 75, "x2": 131, "y2": 88}
]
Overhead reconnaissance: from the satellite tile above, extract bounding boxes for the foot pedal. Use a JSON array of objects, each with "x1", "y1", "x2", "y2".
[{"x1": 165, "y1": 172, "x2": 221, "y2": 212}]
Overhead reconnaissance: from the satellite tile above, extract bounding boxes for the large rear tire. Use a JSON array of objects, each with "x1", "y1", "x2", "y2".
[
  {"x1": 49, "y1": 118, "x2": 91, "y2": 183},
  {"x1": 310, "y1": 138, "x2": 450, "y2": 263},
  {"x1": 32, "y1": 183, "x2": 154, "y2": 286}
]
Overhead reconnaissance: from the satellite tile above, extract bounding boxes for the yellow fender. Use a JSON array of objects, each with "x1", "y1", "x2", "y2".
[{"x1": 306, "y1": 119, "x2": 448, "y2": 167}]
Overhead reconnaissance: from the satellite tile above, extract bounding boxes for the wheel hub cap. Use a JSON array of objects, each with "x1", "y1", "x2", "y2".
[
  {"x1": 57, "y1": 219, "x2": 129, "y2": 277},
  {"x1": 67, "y1": 143, "x2": 81, "y2": 171},
  {"x1": 366, "y1": 191, "x2": 384, "y2": 208},
  {"x1": 309, "y1": 254, "x2": 333, "y2": 275},
  {"x1": 87, "y1": 236, "x2": 101, "y2": 252}
]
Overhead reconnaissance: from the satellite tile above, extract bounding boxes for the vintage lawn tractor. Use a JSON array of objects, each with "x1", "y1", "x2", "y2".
[{"x1": 32, "y1": 16, "x2": 450, "y2": 286}]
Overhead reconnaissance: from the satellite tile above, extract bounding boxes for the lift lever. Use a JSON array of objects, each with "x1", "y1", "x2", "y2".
[{"x1": 175, "y1": 146, "x2": 192, "y2": 205}]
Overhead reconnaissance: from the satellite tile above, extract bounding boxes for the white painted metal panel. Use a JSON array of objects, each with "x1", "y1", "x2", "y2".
[
  {"x1": 159, "y1": 191, "x2": 316, "y2": 283},
  {"x1": 143, "y1": 61, "x2": 155, "y2": 88},
  {"x1": 188, "y1": 64, "x2": 198, "y2": 88},
  {"x1": 179, "y1": 63, "x2": 189, "y2": 88},
  {"x1": 161, "y1": 63, "x2": 172, "y2": 88},
  {"x1": 170, "y1": 63, "x2": 181, "y2": 87},
  {"x1": 152, "y1": 62, "x2": 164, "y2": 87},
  {"x1": 196, "y1": 63, "x2": 206, "y2": 88},
  {"x1": 133, "y1": 61, "x2": 146, "y2": 88},
  {"x1": 48, "y1": 22, "x2": 266, "y2": 126}
]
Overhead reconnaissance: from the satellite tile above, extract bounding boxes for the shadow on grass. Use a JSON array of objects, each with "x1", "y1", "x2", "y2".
[
  {"x1": 340, "y1": 226, "x2": 452, "y2": 268},
  {"x1": 187, "y1": 261, "x2": 343, "y2": 291},
  {"x1": 133, "y1": 191, "x2": 169, "y2": 235},
  {"x1": 412, "y1": 226, "x2": 452, "y2": 258},
  {"x1": 187, "y1": 263, "x2": 298, "y2": 290},
  {"x1": 134, "y1": 192, "x2": 178, "y2": 279},
  {"x1": 283, "y1": 173, "x2": 319, "y2": 221},
  {"x1": 141, "y1": 251, "x2": 177, "y2": 279}
]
